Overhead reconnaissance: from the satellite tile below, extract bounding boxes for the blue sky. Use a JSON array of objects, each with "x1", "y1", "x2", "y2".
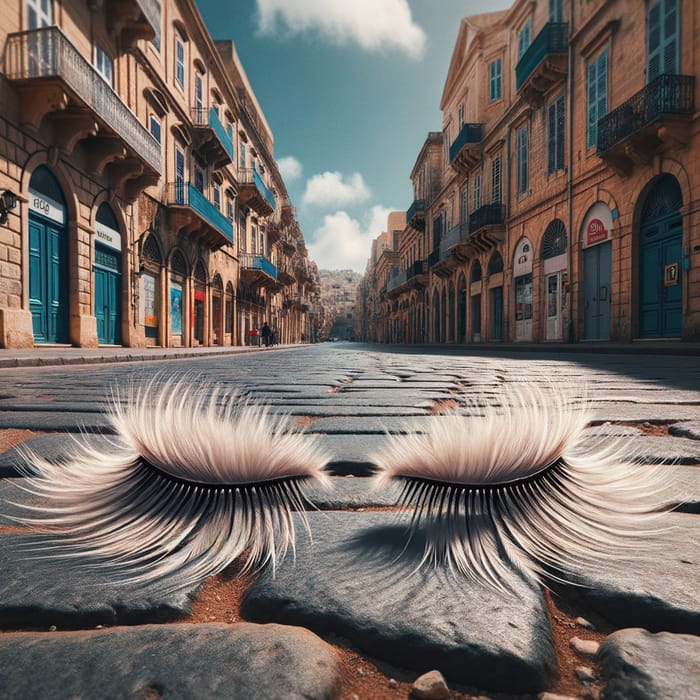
[{"x1": 197, "y1": 0, "x2": 511, "y2": 272}]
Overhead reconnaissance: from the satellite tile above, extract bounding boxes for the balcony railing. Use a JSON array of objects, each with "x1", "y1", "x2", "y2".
[
  {"x1": 240, "y1": 254, "x2": 278, "y2": 280},
  {"x1": 386, "y1": 269, "x2": 408, "y2": 293},
  {"x1": 166, "y1": 182, "x2": 233, "y2": 242},
  {"x1": 441, "y1": 223, "x2": 467, "y2": 255},
  {"x1": 5, "y1": 27, "x2": 161, "y2": 173},
  {"x1": 407, "y1": 259, "x2": 426, "y2": 279},
  {"x1": 597, "y1": 74, "x2": 695, "y2": 154},
  {"x1": 427, "y1": 249, "x2": 440, "y2": 268},
  {"x1": 449, "y1": 123, "x2": 482, "y2": 163},
  {"x1": 192, "y1": 106, "x2": 234, "y2": 161},
  {"x1": 406, "y1": 198, "x2": 426, "y2": 224},
  {"x1": 469, "y1": 203, "x2": 506, "y2": 232},
  {"x1": 515, "y1": 23, "x2": 568, "y2": 90},
  {"x1": 238, "y1": 168, "x2": 276, "y2": 214}
]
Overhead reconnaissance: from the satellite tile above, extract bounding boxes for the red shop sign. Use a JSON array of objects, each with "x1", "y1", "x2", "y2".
[{"x1": 586, "y1": 218, "x2": 609, "y2": 246}]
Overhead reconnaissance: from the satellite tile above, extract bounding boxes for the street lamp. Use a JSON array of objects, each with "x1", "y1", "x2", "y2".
[{"x1": 0, "y1": 190, "x2": 18, "y2": 225}]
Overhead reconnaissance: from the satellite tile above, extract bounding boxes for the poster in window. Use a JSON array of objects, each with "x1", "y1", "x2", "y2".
[
  {"x1": 140, "y1": 273, "x2": 159, "y2": 327},
  {"x1": 170, "y1": 283, "x2": 182, "y2": 334}
]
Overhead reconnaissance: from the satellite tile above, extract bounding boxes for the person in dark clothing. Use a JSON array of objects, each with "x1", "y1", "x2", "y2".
[{"x1": 261, "y1": 322, "x2": 272, "y2": 347}]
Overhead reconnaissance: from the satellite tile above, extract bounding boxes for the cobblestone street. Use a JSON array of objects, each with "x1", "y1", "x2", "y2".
[{"x1": 0, "y1": 343, "x2": 698, "y2": 699}]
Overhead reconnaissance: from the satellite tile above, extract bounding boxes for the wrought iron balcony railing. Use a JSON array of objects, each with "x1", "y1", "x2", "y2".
[
  {"x1": 238, "y1": 168, "x2": 276, "y2": 212},
  {"x1": 386, "y1": 269, "x2": 408, "y2": 293},
  {"x1": 597, "y1": 74, "x2": 695, "y2": 154},
  {"x1": 427, "y1": 248, "x2": 441, "y2": 268},
  {"x1": 240, "y1": 253, "x2": 278, "y2": 280},
  {"x1": 5, "y1": 27, "x2": 161, "y2": 173},
  {"x1": 515, "y1": 23, "x2": 568, "y2": 90},
  {"x1": 166, "y1": 182, "x2": 233, "y2": 242},
  {"x1": 469, "y1": 203, "x2": 506, "y2": 232},
  {"x1": 191, "y1": 106, "x2": 234, "y2": 161},
  {"x1": 406, "y1": 198, "x2": 426, "y2": 224},
  {"x1": 407, "y1": 259, "x2": 427, "y2": 279},
  {"x1": 449, "y1": 123, "x2": 482, "y2": 164}
]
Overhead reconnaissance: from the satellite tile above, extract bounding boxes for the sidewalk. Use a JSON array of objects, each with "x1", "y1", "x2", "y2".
[{"x1": 0, "y1": 342, "x2": 302, "y2": 368}]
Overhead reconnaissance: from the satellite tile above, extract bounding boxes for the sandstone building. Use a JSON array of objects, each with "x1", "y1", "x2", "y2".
[
  {"x1": 361, "y1": 0, "x2": 699, "y2": 344},
  {"x1": 0, "y1": 0, "x2": 317, "y2": 349}
]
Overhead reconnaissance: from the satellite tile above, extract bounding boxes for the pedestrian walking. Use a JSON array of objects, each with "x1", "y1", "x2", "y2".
[{"x1": 261, "y1": 322, "x2": 272, "y2": 347}]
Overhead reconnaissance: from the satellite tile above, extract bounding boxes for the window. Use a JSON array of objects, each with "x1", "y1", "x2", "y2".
[
  {"x1": 94, "y1": 46, "x2": 113, "y2": 86},
  {"x1": 175, "y1": 146, "x2": 185, "y2": 202},
  {"x1": 213, "y1": 182, "x2": 221, "y2": 211},
  {"x1": 549, "y1": 0, "x2": 564, "y2": 22},
  {"x1": 489, "y1": 59, "x2": 502, "y2": 102},
  {"x1": 473, "y1": 172, "x2": 482, "y2": 212},
  {"x1": 518, "y1": 20, "x2": 531, "y2": 60},
  {"x1": 151, "y1": 0, "x2": 162, "y2": 51},
  {"x1": 548, "y1": 94, "x2": 565, "y2": 173},
  {"x1": 175, "y1": 31, "x2": 185, "y2": 89},
  {"x1": 194, "y1": 167, "x2": 204, "y2": 194},
  {"x1": 491, "y1": 156, "x2": 502, "y2": 203},
  {"x1": 27, "y1": 0, "x2": 52, "y2": 29},
  {"x1": 240, "y1": 143, "x2": 247, "y2": 170},
  {"x1": 458, "y1": 103, "x2": 465, "y2": 128},
  {"x1": 460, "y1": 187, "x2": 468, "y2": 224},
  {"x1": 516, "y1": 125, "x2": 529, "y2": 195},
  {"x1": 586, "y1": 49, "x2": 608, "y2": 149},
  {"x1": 647, "y1": 0, "x2": 679, "y2": 82},
  {"x1": 194, "y1": 71, "x2": 203, "y2": 111},
  {"x1": 226, "y1": 196, "x2": 234, "y2": 223},
  {"x1": 149, "y1": 115, "x2": 161, "y2": 143}
]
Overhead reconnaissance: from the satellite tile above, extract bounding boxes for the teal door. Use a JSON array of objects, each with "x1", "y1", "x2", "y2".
[
  {"x1": 94, "y1": 245, "x2": 121, "y2": 345},
  {"x1": 29, "y1": 214, "x2": 68, "y2": 343},
  {"x1": 583, "y1": 241, "x2": 612, "y2": 340},
  {"x1": 639, "y1": 215, "x2": 682, "y2": 337},
  {"x1": 490, "y1": 286, "x2": 503, "y2": 341}
]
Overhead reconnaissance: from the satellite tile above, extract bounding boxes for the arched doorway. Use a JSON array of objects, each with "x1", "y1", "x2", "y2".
[
  {"x1": 140, "y1": 234, "x2": 163, "y2": 345},
  {"x1": 170, "y1": 249, "x2": 188, "y2": 347},
  {"x1": 470, "y1": 260, "x2": 482, "y2": 342},
  {"x1": 432, "y1": 288, "x2": 440, "y2": 343},
  {"x1": 211, "y1": 274, "x2": 223, "y2": 345},
  {"x1": 28, "y1": 166, "x2": 69, "y2": 343},
  {"x1": 638, "y1": 175, "x2": 683, "y2": 337},
  {"x1": 513, "y1": 237, "x2": 533, "y2": 341},
  {"x1": 447, "y1": 281, "x2": 455, "y2": 342},
  {"x1": 457, "y1": 273, "x2": 467, "y2": 343},
  {"x1": 488, "y1": 252, "x2": 504, "y2": 341},
  {"x1": 225, "y1": 281, "x2": 234, "y2": 344},
  {"x1": 193, "y1": 260, "x2": 207, "y2": 345},
  {"x1": 581, "y1": 203, "x2": 613, "y2": 340},
  {"x1": 541, "y1": 219, "x2": 568, "y2": 341},
  {"x1": 441, "y1": 288, "x2": 447, "y2": 343},
  {"x1": 94, "y1": 203, "x2": 122, "y2": 345}
]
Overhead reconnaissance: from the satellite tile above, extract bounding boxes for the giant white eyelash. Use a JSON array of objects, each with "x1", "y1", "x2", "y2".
[
  {"x1": 371, "y1": 386, "x2": 674, "y2": 591},
  {"x1": 10, "y1": 378, "x2": 331, "y2": 593}
]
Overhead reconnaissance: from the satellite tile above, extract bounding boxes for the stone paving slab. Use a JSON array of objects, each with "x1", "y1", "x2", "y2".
[
  {"x1": 580, "y1": 435, "x2": 700, "y2": 465},
  {"x1": 571, "y1": 513, "x2": 700, "y2": 634},
  {"x1": 315, "y1": 434, "x2": 384, "y2": 475},
  {"x1": 0, "y1": 535, "x2": 199, "y2": 629},
  {"x1": 597, "y1": 628, "x2": 700, "y2": 700},
  {"x1": 308, "y1": 416, "x2": 438, "y2": 434},
  {"x1": 0, "y1": 412, "x2": 112, "y2": 432},
  {"x1": 587, "y1": 404, "x2": 700, "y2": 422},
  {"x1": 0, "y1": 622, "x2": 341, "y2": 700},
  {"x1": 304, "y1": 476, "x2": 400, "y2": 509},
  {"x1": 242, "y1": 511, "x2": 556, "y2": 694},
  {"x1": 669, "y1": 421, "x2": 700, "y2": 440}
]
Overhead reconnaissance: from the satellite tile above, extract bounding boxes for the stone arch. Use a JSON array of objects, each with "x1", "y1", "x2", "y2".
[{"x1": 540, "y1": 219, "x2": 568, "y2": 259}]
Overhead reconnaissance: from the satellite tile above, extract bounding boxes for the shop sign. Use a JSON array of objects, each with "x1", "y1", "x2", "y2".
[
  {"x1": 586, "y1": 218, "x2": 609, "y2": 246},
  {"x1": 140, "y1": 274, "x2": 158, "y2": 327},
  {"x1": 581, "y1": 202, "x2": 614, "y2": 248},
  {"x1": 28, "y1": 189, "x2": 65, "y2": 225},
  {"x1": 95, "y1": 222, "x2": 122, "y2": 251},
  {"x1": 170, "y1": 283, "x2": 183, "y2": 334}
]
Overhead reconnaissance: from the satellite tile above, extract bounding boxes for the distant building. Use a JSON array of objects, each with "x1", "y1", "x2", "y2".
[
  {"x1": 361, "y1": 0, "x2": 700, "y2": 344},
  {"x1": 317, "y1": 269, "x2": 362, "y2": 341}
]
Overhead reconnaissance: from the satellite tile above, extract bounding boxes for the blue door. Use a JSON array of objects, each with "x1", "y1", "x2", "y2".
[
  {"x1": 583, "y1": 241, "x2": 612, "y2": 340},
  {"x1": 490, "y1": 286, "x2": 503, "y2": 341},
  {"x1": 639, "y1": 216, "x2": 682, "y2": 337},
  {"x1": 29, "y1": 214, "x2": 68, "y2": 343},
  {"x1": 94, "y1": 245, "x2": 121, "y2": 345}
]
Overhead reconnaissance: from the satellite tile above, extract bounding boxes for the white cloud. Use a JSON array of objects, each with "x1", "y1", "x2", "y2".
[
  {"x1": 255, "y1": 0, "x2": 426, "y2": 59},
  {"x1": 302, "y1": 171, "x2": 371, "y2": 208},
  {"x1": 308, "y1": 205, "x2": 392, "y2": 272},
  {"x1": 277, "y1": 156, "x2": 303, "y2": 183}
]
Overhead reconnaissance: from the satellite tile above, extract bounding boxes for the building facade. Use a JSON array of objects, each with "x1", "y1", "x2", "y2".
[
  {"x1": 0, "y1": 0, "x2": 317, "y2": 349},
  {"x1": 364, "y1": 0, "x2": 699, "y2": 344}
]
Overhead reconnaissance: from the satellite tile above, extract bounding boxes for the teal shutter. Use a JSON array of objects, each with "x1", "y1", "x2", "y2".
[
  {"x1": 647, "y1": 0, "x2": 679, "y2": 82},
  {"x1": 518, "y1": 20, "x2": 531, "y2": 60},
  {"x1": 587, "y1": 49, "x2": 607, "y2": 149},
  {"x1": 489, "y1": 59, "x2": 502, "y2": 101}
]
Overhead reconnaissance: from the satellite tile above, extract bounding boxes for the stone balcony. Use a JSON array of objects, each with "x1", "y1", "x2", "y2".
[
  {"x1": 597, "y1": 74, "x2": 695, "y2": 175},
  {"x1": 165, "y1": 182, "x2": 233, "y2": 249},
  {"x1": 240, "y1": 253, "x2": 278, "y2": 289},
  {"x1": 238, "y1": 168, "x2": 276, "y2": 217},
  {"x1": 406, "y1": 198, "x2": 426, "y2": 230},
  {"x1": 449, "y1": 123, "x2": 483, "y2": 175},
  {"x1": 191, "y1": 107, "x2": 233, "y2": 170},
  {"x1": 5, "y1": 26, "x2": 161, "y2": 199},
  {"x1": 515, "y1": 23, "x2": 568, "y2": 106},
  {"x1": 98, "y1": 0, "x2": 160, "y2": 49}
]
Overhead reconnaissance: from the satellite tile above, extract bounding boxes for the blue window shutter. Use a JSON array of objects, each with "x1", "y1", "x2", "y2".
[
  {"x1": 647, "y1": 0, "x2": 678, "y2": 82},
  {"x1": 548, "y1": 102, "x2": 556, "y2": 174},
  {"x1": 556, "y1": 95, "x2": 565, "y2": 170}
]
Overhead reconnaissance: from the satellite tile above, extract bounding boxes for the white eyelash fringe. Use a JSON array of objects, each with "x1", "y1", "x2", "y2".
[
  {"x1": 372, "y1": 385, "x2": 676, "y2": 592},
  {"x1": 10, "y1": 378, "x2": 331, "y2": 593}
]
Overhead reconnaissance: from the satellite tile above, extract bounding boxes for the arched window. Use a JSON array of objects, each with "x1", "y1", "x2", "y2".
[
  {"x1": 541, "y1": 219, "x2": 567, "y2": 259},
  {"x1": 641, "y1": 174, "x2": 683, "y2": 223},
  {"x1": 470, "y1": 260, "x2": 482, "y2": 283},
  {"x1": 488, "y1": 251, "x2": 503, "y2": 275}
]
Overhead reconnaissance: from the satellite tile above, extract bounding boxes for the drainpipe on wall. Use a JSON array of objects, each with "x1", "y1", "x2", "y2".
[
  {"x1": 566, "y1": 8, "x2": 576, "y2": 344},
  {"x1": 505, "y1": 124, "x2": 512, "y2": 342}
]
